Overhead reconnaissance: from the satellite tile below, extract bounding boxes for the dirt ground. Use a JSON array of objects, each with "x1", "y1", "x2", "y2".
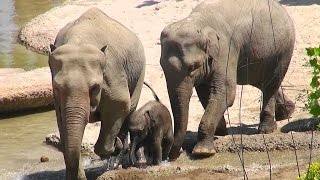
[{"x1": 18, "y1": 0, "x2": 320, "y2": 179}]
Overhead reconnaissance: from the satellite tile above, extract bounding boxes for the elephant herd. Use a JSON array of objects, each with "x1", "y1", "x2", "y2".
[{"x1": 48, "y1": 0, "x2": 296, "y2": 179}]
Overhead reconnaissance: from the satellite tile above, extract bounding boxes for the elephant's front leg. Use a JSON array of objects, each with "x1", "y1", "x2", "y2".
[
  {"x1": 94, "y1": 96, "x2": 131, "y2": 158},
  {"x1": 196, "y1": 84, "x2": 228, "y2": 136},
  {"x1": 152, "y1": 133, "x2": 163, "y2": 165},
  {"x1": 192, "y1": 74, "x2": 236, "y2": 157}
]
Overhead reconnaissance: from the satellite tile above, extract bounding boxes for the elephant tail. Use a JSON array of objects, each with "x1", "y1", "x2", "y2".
[{"x1": 143, "y1": 82, "x2": 160, "y2": 102}]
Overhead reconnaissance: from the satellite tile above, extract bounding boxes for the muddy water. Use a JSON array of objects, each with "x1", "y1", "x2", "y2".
[
  {"x1": 0, "y1": 111, "x2": 62, "y2": 179},
  {"x1": 0, "y1": 0, "x2": 64, "y2": 70},
  {"x1": 0, "y1": 0, "x2": 64, "y2": 179}
]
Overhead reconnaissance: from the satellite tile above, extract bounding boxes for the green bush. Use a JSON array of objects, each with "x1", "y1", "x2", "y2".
[
  {"x1": 306, "y1": 47, "x2": 320, "y2": 131},
  {"x1": 298, "y1": 162, "x2": 320, "y2": 180},
  {"x1": 299, "y1": 47, "x2": 320, "y2": 180},
  {"x1": 306, "y1": 47, "x2": 320, "y2": 118}
]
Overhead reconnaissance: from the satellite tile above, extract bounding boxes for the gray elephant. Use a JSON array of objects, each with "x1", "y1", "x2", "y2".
[
  {"x1": 160, "y1": 0, "x2": 295, "y2": 160},
  {"x1": 48, "y1": 8, "x2": 145, "y2": 180},
  {"x1": 128, "y1": 82, "x2": 173, "y2": 167}
]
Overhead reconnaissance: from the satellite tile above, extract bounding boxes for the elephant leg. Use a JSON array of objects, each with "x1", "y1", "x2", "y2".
[
  {"x1": 115, "y1": 118, "x2": 130, "y2": 154},
  {"x1": 94, "y1": 98, "x2": 131, "y2": 158},
  {"x1": 95, "y1": 115, "x2": 128, "y2": 158},
  {"x1": 275, "y1": 88, "x2": 295, "y2": 121},
  {"x1": 152, "y1": 135, "x2": 162, "y2": 165},
  {"x1": 193, "y1": 77, "x2": 236, "y2": 157},
  {"x1": 162, "y1": 131, "x2": 174, "y2": 161},
  {"x1": 258, "y1": 89, "x2": 277, "y2": 134},
  {"x1": 216, "y1": 116, "x2": 228, "y2": 136},
  {"x1": 196, "y1": 84, "x2": 228, "y2": 136}
]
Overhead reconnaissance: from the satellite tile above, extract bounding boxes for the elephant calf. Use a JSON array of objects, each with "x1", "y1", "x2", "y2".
[
  {"x1": 49, "y1": 7, "x2": 145, "y2": 180},
  {"x1": 160, "y1": 0, "x2": 295, "y2": 160},
  {"x1": 128, "y1": 82, "x2": 173, "y2": 167}
]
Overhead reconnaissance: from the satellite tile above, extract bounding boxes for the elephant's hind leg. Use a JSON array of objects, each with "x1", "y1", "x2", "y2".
[
  {"x1": 275, "y1": 88, "x2": 295, "y2": 121},
  {"x1": 256, "y1": 73, "x2": 284, "y2": 133},
  {"x1": 258, "y1": 91, "x2": 277, "y2": 134}
]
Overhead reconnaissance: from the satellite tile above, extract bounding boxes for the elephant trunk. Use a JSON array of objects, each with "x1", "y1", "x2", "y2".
[
  {"x1": 129, "y1": 136, "x2": 139, "y2": 166},
  {"x1": 166, "y1": 77, "x2": 193, "y2": 161},
  {"x1": 63, "y1": 100, "x2": 89, "y2": 180}
]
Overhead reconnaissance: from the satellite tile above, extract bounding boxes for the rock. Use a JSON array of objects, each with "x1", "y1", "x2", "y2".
[
  {"x1": 40, "y1": 156, "x2": 49, "y2": 162},
  {"x1": 0, "y1": 67, "x2": 53, "y2": 114},
  {"x1": 0, "y1": 68, "x2": 26, "y2": 76},
  {"x1": 45, "y1": 122, "x2": 100, "y2": 154}
]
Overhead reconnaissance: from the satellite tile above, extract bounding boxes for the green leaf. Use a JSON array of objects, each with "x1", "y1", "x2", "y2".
[
  {"x1": 310, "y1": 58, "x2": 318, "y2": 67},
  {"x1": 309, "y1": 92, "x2": 317, "y2": 99},
  {"x1": 310, "y1": 76, "x2": 319, "y2": 88},
  {"x1": 315, "y1": 48, "x2": 320, "y2": 56},
  {"x1": 315, "y1": 89, "x2": 320, "y2": 97},
  {"x1": 307, "y1": 47, "x2": 315, "y2": 56}
]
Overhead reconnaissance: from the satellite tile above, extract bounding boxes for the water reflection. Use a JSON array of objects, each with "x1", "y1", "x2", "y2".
[
  {"x1": 0, "y1": 0, "x2": 17, "y2": 68},
  {"x1": 0, "y1": 0, "x2": 64, "y2": 70}
]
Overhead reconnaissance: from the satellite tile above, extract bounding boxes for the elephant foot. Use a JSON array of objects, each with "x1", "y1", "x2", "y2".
[
  {"x1": 275, "y1": 101, "x2": 295, "y2": 121},
  {"x1": 168, "y1": 146, "x2": 183, "y2": 161},
  {"x1": 258, "y1": 120, "x2": 277, "y2": 134},
  {"x1": 94, "y1": 137, "x2": 123, "y2": 159},
  {"x1": 94, "y1": 143, "x2": 114, "y2": 159},
  {"x1": 192, "y1": 139, "x2": 216, "y2": 158}
]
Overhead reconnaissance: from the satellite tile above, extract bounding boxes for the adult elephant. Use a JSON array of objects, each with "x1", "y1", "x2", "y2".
[
  {"x1": 160, "y1": 0, "x2": 295, "y2": 161},
  {"x1": 49, "y1": 8, "x2": 145, "y2": 180}
]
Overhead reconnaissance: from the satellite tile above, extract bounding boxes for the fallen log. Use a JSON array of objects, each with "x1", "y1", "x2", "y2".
[{"x1": 0, "y1": 67, "x2": 53, "y2": 114}]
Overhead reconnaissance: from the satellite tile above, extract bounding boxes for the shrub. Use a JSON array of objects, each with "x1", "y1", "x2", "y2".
[
  {"x1": 298, "y1": 162, "x2": 320, "y2": 180},
  {"x1": 306, "y1": 47, "x2": 320, "y2": 131},
  {"x1": 300, "y1": 47, "x2": 320, "y2": 180}
]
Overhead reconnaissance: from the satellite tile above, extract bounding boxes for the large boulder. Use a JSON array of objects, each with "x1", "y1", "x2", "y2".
[{"x1": 0, "y1": 67, "x2": 53, "y2": 114}]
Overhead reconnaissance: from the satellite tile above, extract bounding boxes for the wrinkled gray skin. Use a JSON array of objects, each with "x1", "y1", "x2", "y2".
[
  {"x1": 128, "y1": 82, "x2": 173, "y2": 167},
  {"x1": 160, "y1": 0, "x2": 295, "y2": 160},
  {"x1": 48, "y1": 8, "x2": 145, "y2": 180}
]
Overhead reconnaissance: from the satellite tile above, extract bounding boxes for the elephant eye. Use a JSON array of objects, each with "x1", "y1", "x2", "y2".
[
  {"x1": 188, "y1": 63, "x2": 195, "y2": 73},
  {"x1": 90, "y1": 84, "x2": 100, "y2": 96}
]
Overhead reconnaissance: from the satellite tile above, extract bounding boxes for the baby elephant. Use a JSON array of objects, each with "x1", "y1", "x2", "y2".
[{"x1": 128, "y1": 82, "x2": 173, "y2": 167}]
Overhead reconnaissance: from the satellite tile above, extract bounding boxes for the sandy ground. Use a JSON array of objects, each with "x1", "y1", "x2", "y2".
[{"x1": 17, "y1": 0, "x2": 320, "y2": 179}]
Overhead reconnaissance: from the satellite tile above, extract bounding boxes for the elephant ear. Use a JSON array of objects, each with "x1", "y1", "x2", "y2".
[
  {"x1": 145, "y1": 110, "x2": 155, "y2": 131},
  {"x1": 99, "y1": 45, "x2": 109, "y2": 68},
  {"x1": 199, "y1": 27, "x2": 220, "y2": 67}
]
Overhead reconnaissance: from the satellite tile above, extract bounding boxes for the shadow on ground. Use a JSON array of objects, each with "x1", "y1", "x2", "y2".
[
  {"x1": 182, "y1": 117, "x2": 319, "y2": 156},
  {"x1": 135, "y1": 0, "x2": 159, "y2": 8},
  {"x1": 279, "y1": 0, "x2": 320, "y2": 6},
  {"x1": 23, "y1": 164, "x2": 108, "y2": 180},
  {"x1": 281, "y1": 117, "x2": 318, "y2": 132}
]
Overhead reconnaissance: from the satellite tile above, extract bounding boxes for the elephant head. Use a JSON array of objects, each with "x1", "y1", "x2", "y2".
[
  {"x1": 49, "y1": 44, "x2": 107, "y2": 179},
  {"x1": 128, "y1": 109, "x2": 154, "y2": 167},
  {"x1": 160, "y1": 25, "x2": 221, "y2": 160}
]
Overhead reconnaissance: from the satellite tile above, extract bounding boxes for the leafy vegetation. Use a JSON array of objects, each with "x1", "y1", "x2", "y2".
[
  {"x1": 299, "y1": 47, "x2": 320, "y2": 180},
  {"x1": 306, "y1": 47, "x2": 320, "y2": 119},
  {"x1": 298, "y1": 162, "x2": 320, "y2": 180}
]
